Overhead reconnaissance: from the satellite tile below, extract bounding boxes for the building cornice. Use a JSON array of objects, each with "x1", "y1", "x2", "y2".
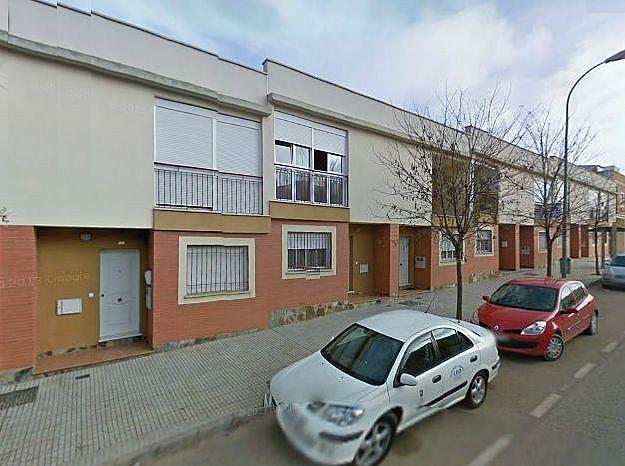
[{"x1": 0, "y1": 31, "x2": 272, "y2": 117}]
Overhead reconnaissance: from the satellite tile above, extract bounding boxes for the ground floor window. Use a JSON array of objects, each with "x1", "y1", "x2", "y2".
[
  {"x1": 538, "y1": 231, "x2": 548, "y2": 251},
  {"x1": 178, "y1": 237, "x2": 255, "y2": 304},
  {"x1": 440, "y1": 233, "x2": 459, "y2": 263},
  {"x1": 281, "y1": 225, "x2": 337, "y2": 278},
  {"x1": 287, "y1": 231, "x2": 332, "y2": 271},
  {"x1": 476, "y1": 229, "x2": 494, "y2": 256},
  {"x1": 186, "y1": 245, "x2": 249, "y2": 295}
]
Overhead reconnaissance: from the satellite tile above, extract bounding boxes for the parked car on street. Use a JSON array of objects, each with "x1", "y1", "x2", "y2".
[
  {"x1": 472, "y1": 277, "x2": 598, "y2": 361},
  {"x1": 602, "y1": 254, "x2": 625, "y2": 289},
  {"x1": 265, "y1": 310, "x2": 500, "y2": 466}
]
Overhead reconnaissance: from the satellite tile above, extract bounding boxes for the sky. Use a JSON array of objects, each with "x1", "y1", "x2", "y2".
[{"x1": 59, "y1": 0, "x2": 625, "y2": 168}]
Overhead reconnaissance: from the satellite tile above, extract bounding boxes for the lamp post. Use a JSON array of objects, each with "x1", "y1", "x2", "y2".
[{"x1": 560, "y1": 48, "x2": 625, "y2": 278}]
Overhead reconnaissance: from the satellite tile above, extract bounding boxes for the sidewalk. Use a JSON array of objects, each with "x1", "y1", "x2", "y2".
[{"x1": 0, "y1": 259, "x2": 600, "y2": 466}]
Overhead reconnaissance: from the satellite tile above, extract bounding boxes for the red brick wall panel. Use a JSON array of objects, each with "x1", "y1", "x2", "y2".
[
  {"x1": 150, "y1": 220, "x2": 348, "y2": 346},
  {"x1": 0, "y1": 226, "x2": 37, "y2": 371}
]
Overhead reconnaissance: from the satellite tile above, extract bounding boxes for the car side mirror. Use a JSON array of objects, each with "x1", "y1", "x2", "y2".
[
  {"x1": 482, "y1": 295, "x2": 490, "y2": 303},
  {"x1": 399, "y1": 373, "x2": 418, "y2": 386},
  {"x1": 563, "y1": 306, "x2": 578, "y2": 314}
]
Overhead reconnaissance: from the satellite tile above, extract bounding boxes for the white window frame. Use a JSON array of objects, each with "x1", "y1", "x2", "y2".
[
  {"x1": 281, "y1": 225, "x2": 337, "y2": 279},
  {"x1": 439, "y1": 231, "x2": 466, "y2": 266},
  {"x1": 178, "y1": 236, "x2": 255, "y2": 305},
  {"x1": 538, "y1": 231, "x2": 548, "y2": 252},
  {"x1": 475, "y1": 228, "x2": 495, "y2": 256}
]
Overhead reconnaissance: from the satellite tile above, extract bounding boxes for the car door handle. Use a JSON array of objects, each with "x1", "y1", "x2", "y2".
[
  {"x1": 470, "y1": 355, "x2": 478, "y2": 363},
  {"x1": 432, "y1": 375, "x2": 441, "y2": 383}
]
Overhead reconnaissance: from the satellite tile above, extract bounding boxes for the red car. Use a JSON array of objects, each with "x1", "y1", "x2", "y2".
[{"x1": 472, "y1": 278, "x2": 598, "y2": 361}]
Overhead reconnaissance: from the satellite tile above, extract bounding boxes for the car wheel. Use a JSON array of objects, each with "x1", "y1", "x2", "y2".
[
  {"x1": 352, "y1": 413, "x2": 397, "y2": 466},
  {"x1": 543, "y1": 334, "x2": 565, "y2": 361},
  {"x1": 585, "y1": 312, "x2": 598, "y2": 335},
  {"x1": 465, "y1": 372, "x2": 488, "y2": 409}
]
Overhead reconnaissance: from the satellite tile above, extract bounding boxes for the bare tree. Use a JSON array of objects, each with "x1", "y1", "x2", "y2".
[
  {"x1": 588, "y1": 190, "x2": 609, "y2": 275},
  {"x1": 514, "y1": 109, "x2": 595, "y2": 277},
  {"x1": 376, "y1": 87, "x2": 525, "y2": 320}
]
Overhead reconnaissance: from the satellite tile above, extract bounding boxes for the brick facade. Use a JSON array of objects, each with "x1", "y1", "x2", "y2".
[
  {"x1": 0, "y1": 226, "x2": 37, "y2": 372},
  {"x1": 149, "y1": 220, "x2": 349, "y2": 347}
]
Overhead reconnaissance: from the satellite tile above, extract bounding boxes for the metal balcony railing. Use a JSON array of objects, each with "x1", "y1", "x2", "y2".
[
  {"x1": 534, "y1": 202, "x2": 562, "y2": 220},
  {"x1": 275, "y1": 165, "x2": 348, "y2": 207},
  {"x1": 154, "y1": 163, "x2": 262, "y2": 215}
]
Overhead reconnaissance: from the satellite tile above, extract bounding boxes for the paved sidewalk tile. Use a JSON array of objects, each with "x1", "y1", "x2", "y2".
[{"x1": 0, "y1": 260, "x2": 600, "y2": 466}]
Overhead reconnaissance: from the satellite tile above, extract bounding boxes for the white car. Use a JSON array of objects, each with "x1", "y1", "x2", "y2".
[{"x1": 266, "y1": 310, "x2": 500, "y2": 466}]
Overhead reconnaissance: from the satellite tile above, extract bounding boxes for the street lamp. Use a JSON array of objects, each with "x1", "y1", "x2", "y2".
[{"x1": 561, "y1": 48, "x2": 625, "y2": 278}]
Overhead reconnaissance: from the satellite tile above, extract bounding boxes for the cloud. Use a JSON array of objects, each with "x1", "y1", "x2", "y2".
[{"x1": 87, "y1": 0, "x2": 625, "y2": 167}]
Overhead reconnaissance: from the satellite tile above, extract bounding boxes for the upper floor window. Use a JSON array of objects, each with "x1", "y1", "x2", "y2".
[
  {"x1": 274, "y1": 112, "x2": 347, "y2": 207},
  {"x1": 154, "y1": 99, "x2": 262, "y2": 214}
]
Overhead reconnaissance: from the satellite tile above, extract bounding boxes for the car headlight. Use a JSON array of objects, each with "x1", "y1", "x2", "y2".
[
  {"x1": 520, "y1": 321, "x2": 547, "y2": 335},
  {"x1": 308, "y1": 403, "x2": 365, "y2": 426},
  {"x1": 470, "y1": 310, "x2": 480, "y2": 325}
]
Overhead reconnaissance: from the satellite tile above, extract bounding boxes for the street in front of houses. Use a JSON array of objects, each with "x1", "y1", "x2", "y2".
[{"x1": 0, "y1": 259, "x2": 607, "y2": 466}]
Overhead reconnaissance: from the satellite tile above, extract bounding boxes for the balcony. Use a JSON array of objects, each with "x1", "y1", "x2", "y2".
[
  {"x1": 534, "y1": 202, "x2": 562, "y2": 220},
  {"x1": 588, "y1": 207, "x2": 609, "y2": 222},
  {"x1": 154, "y1": 163, "x2": 262, "y2": 215},
  {"x1": 275, "y1": 166, "x2": 348, "y2": 207}
]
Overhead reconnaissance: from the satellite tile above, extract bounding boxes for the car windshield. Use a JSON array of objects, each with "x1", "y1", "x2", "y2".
[
  {"x1": 610, "y1": 256, "x2": 625, "y2": 267},
  {"x1": 321, "y1": 324, "x2": 403, "y2": 386},
  {"x1": 489, "y1": 284, "x2": 558, "y2": 312}
]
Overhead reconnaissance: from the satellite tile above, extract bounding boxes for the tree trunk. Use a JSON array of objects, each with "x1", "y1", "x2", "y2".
[
  {"x1": 455, "y1": 255, "x2": 463, "y2": 321},
  {"x1": 546, "y1": 239, "x2": 553, "y2": 277},
  {"x1": 594, "y1": 230, "x2": 600, "y2": 275}
]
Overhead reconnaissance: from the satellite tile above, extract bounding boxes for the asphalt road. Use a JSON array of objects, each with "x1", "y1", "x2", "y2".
[{"x1": 149, "y1": 285, "x2": 625, "y2": 466}]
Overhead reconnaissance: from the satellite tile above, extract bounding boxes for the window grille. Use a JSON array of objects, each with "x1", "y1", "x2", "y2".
[
  {"x1": 186, "y1": 245, "x2": 249, "y2": 295},
  {"x1": 287, "y1": 232, "x2": 332, "y2": 271}
]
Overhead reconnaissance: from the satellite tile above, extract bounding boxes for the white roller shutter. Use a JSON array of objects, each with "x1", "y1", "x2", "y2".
[
  {"x1": 155, "y1": 104, "x2": 213, "y2": 169},
  {"x1": 313, "y1": 128, "x2": 346, "y2": 155},
  {"x1": 216, "y1": 115, "x2": 261, "y2": 176},
  {"x1": 275, "y1": 118, "x2": 313, "y2": 147}
]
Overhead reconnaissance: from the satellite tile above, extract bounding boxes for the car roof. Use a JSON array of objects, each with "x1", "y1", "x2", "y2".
[
  {"x1": 357, "y1": 309, "x2": 450, "y2": 342},
  {"x1": 504, "y1": 276, "x2": 576, "y2": 289}
]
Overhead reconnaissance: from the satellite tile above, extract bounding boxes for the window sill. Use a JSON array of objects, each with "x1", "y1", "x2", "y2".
[
  {"x1": 439, "y1": 259, "x2": 466, "y2": 266},
  {"x1": 179, "y1": 289, "x2": 255, "y2": 305},
  {"x1": 283, "y1": 269, "x2": 336, "y2": 280},
  {"x1": 475, "y1": 252, "x2": 495, "y2": 257}
]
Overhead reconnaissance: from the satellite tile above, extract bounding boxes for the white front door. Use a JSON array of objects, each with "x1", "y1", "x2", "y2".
[
  {"x1": 399, "y1": 236, "x2": 410, "y2": 286},
  {"x1": 99, "y1": 249, "x2": 140, "y2": 341}
]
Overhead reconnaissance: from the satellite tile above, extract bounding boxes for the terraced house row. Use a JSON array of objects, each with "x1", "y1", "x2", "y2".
[{"x1": 0, "y1": 0, "x2": 620, "y2": 376}]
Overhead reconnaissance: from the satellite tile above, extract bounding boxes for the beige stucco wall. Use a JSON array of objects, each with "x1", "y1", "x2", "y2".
[
  {"x1": 8, "y1": 0, "x2": 267, "y2": 106},
  {"x1": 1, "y1": 48, "x2": 155, "y2": 227}
]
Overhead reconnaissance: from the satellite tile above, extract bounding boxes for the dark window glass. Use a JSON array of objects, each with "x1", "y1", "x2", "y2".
[
  {"x1": 560, "y1": 286, "x2": 576, "y2": 309},
  {"x1": 313, "y1": 175, "x2": 328, "y2": 203},
  {"x1": 458, "y1": 331, "x2": 474, "y2": 351},
  {"x1": 611, "y1": 256, "x2": 625, "y2": 267},
  {"x1": 329, "y1": 177, "x2": 344, "y2": 205},
  {"x1": 314, "y1": 150, "x2": 328, "y2": 171},
  {"x1": 275, "y1": 169, "x2": 292, "y2": 200},
  {"x1": 433, "y1": 328, "x2": 467, "y2": 360},
  {"x1": 294, "y1": 172, "x2": 311, "y2": 201},
  {"x1": 489, "y1": 284, "x2": 558, "y2": 312},
  {"x1": 275, "y1": 141, "x2": 292, "y2": 164},
  {"x1": 321, "y1": 324, "x2": 403, "y2": 386},
  {"x1": 572, "y1": 284, "x2": 586, "y2": 303},
  {"x1": 401, "y1": 333, "x2": 437, "y2": 377}
]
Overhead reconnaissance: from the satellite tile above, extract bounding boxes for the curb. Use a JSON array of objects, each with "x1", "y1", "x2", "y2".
[{"x1": 88, "y1": 406, "x2": 274, "y2": 466}]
